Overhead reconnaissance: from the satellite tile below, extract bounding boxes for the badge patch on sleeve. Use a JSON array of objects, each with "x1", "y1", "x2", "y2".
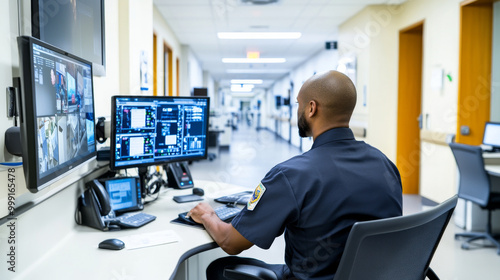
[{"x1": 247, "y1": 183, "x2": 266, "y2": 211}]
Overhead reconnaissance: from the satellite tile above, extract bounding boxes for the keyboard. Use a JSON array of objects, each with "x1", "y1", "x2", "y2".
[
  {"x1": 178, "y1": 205, "x2": 241, "y2": 225},
  {"x1": 107, "y1": 212, "x2": 157, "y2": 228},
  {"x1": 214, "y1": 191, "x2": 252, "y2": 205}
]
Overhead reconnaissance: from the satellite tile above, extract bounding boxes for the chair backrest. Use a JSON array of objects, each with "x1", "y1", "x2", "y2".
[
  {"x1": 333, "y1": 195, "x2": 457, "y2": 280},
  {"x1": 449, "y1": 142, "x2": 490, "y2": 206}
]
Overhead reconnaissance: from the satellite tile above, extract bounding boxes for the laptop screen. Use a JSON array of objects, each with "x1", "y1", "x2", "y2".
[
  {"x1": 103, "y1": 177, "x2": 143, "y2": 213},
  {"x1": 483, "y1": 122, "x2": 500, "y2": 149}
]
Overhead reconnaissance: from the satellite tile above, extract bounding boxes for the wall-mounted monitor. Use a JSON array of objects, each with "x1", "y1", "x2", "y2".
[
  {"x1": 31, "y1": 0, "x2": 106, "y2": 76},
  {"x1": 110, "y1": 96, "x2": 210, "y2": 170},
  {"x1": 17, "y1": 36, "x2": 97, "y2": 193}
]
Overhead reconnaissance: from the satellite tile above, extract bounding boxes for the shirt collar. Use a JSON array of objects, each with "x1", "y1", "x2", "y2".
[{"x1": 311, "y1": 127, "x2": 355, "y2": 149}]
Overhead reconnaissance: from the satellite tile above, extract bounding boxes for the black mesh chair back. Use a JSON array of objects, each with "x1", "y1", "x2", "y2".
[
  {"x1": 332, "y1": 195, "x2": 457, "y2": 280},
  {"x1": 449, "y1": 143, "x2": 490, "y2": 207}
]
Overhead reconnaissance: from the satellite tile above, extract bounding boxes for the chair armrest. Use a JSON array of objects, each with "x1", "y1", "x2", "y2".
[
  {"x1": 426, "y1": 267, "x2": 439, "y2": 280},
  {"x1": 223, "y1": 264, "x2": 278, "y2": 280}
]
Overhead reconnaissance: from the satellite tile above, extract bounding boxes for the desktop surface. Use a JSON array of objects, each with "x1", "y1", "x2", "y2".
[{"x1": 17, "y1": 180, "x2": 247, "y2": 280}]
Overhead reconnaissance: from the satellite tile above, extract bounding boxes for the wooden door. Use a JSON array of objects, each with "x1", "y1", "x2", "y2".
[
  {"x1": 397, "y1": 21, "x2": 424, "y2": 194},
  {"x1": 457, "y1": 0, "x2": 493, "y2": 144}
]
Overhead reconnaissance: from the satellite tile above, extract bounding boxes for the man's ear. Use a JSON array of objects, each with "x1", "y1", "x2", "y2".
[{"x1": 308, "y1": 100, "x2": 317, "y2": 117}]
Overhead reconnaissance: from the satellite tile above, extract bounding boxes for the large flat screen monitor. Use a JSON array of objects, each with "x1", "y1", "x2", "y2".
[
  {"x1": 110, "y1": 96, "x2": 210, "y2": 170},
  {"x1": 18, "y1": 36, "x2": 97, "y2": 193},
  {"x1": 31, "y1": 0, "x2": 106, "y2": 76},
  {"x1": 483, "y1": 122, "x2": 500, "y2": 151}
]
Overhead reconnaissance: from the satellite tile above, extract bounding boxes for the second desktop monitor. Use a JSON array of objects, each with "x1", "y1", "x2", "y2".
[{"x1": 110, "y1": 96, "x2": 210, "y2": 170}]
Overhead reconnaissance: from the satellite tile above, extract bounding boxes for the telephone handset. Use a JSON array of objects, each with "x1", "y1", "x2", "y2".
[
  {"x1": 90, "y1": 179, "x2": 111, "y2": 215},
  {"x1": 77, "y1": 179, "x2": 115, "y2": 230}
]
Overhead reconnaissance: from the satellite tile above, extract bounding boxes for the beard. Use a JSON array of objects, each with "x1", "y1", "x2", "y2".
[{"x1": 298, "y1": 112, "x2": 311, "y2": 138}]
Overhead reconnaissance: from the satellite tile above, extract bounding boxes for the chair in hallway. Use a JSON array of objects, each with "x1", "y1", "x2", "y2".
[
  {"x1": 449, "y1": 142, "x2": 500, "y2": 254},
  {"x1": 223, "y1": 195, "x2": 458, "y2": 280}
]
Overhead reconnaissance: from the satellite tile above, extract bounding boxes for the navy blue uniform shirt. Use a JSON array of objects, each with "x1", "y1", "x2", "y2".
[{"x1": 231, "y1": 127, "x2": 403, "y2": 280}]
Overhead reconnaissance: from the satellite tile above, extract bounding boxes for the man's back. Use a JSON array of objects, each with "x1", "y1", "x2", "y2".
[
  {"x1": 232, "y1": 128, "x2": 402, "y2": 279},
  {"x1": 190, "y1": 71, "x2": 403, "y2": 280}
]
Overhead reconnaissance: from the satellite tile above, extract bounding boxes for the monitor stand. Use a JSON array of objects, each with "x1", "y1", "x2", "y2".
[{"x1": 138, "y1": 166, "x2": 148, "y2": 198}]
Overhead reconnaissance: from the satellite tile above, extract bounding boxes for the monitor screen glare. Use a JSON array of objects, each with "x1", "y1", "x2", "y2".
[{"x1": 111, "y1": 96, "x2": 210, "y2": 169}]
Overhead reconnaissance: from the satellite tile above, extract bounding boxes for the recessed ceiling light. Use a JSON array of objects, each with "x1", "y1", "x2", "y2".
[
  {"x1": 226, "y1": 69, "x2": 289, "y2": 74},
  {"x1": 231, "y1": 79, "x2": 263, "y2": 84},
  {"x1": 222, "y1": 58, "x2": 286, "y2": 63},
  {"x1": 217, "y1": 32, "x2": 301, "y2": 40}
]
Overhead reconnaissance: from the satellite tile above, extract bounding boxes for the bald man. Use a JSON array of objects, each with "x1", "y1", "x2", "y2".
[{"x1": 189, "y1": 71, "x2": 402, "y2": 280}]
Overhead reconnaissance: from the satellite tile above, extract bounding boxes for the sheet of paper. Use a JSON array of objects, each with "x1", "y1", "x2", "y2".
[{"x1": 121, "y1": 230, "x2": 180, "y2": 250}]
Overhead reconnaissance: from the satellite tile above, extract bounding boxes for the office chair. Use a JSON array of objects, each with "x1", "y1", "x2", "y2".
[
  {"x1": 449, "y1": 142, "x2": 500, "y2": 254},
  {"x1": 223, "y1": 195, "x2": 458, "y2": 280}
]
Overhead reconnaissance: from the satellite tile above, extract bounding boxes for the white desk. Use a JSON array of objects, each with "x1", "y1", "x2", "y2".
[
  {"x1": 16, "y1": 180, "x2": 247, "y2": 280},
  {"x1": 482, "y1": 151, "x2": 500, "y2": 165},
  {"x1": 485, "y1": 165, "x2": 500, "y2": 176}
]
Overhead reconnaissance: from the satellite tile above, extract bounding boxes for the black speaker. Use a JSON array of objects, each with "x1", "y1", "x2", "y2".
[{"x1": 5, "y1": 127, "x2": 22, "y2": 156}]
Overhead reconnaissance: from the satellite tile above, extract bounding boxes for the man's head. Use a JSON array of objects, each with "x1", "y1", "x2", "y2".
[{"x1": 297, "y1": 70, "x2": 357, "y2": 140}]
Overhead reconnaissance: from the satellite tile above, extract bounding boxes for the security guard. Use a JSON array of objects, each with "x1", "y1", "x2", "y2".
[{"x1": 188, "y1": 70, "x2": 403, "y2": 280}]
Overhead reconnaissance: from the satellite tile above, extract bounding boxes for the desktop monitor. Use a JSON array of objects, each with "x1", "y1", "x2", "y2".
[
  {"x1": 483, "y1": 122, "x2": 500, "y2": 151},
  {"x1": 110, "y1": 96, "x2": 210, "y2": 170},
  {"x1": 17, "y1": 36, "x2": 97, "y2": 193}
]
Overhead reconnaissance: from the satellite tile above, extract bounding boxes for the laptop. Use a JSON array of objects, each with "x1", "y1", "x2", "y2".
[{"x1": 482, "y1": 122, "x2": 500, "y2": 152}]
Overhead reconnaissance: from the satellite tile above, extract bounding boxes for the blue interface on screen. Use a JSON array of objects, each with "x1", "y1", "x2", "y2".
[
  {"x1": 112, "y1": 97, "x2": 209, "y2": 168},
  {"x1": 106, "y1": 177, "x2": 137, "y2": 211}
]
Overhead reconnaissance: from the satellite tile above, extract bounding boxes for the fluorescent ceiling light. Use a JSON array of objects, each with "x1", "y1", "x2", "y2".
[
  {"x1": 227, "y1": 69, "x2": 289, "y2": 74},
  {"x1": 231, "y1": 79, "x2": 263, "y2": 84},
  {"x1": 222, "y1": 58, "x2": 286, "y2": 63},
  {"x1": 218, "y1": 32, "x2": 302, "y2": 40}
]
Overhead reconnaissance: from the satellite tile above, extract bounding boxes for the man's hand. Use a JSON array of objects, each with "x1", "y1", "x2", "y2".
[
  {"x1": 187, "y1": 202, "x2": 254, "y2": 255},
  {"x1": 188, "y1": 202, "x2": 215, "y2": 224}
]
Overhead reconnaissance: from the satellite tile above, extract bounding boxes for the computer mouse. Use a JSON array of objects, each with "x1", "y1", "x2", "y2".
[
  {"x1": 98, "y1": 238, "x2": 125, "y2": 250},
  {"x1": 193, "y1": 187, "x2": 204, "y2": 196}
]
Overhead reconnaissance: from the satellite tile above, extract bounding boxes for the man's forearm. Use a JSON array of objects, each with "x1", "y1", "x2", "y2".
[
  {"x1": 189, "y1": 202, "x2": 254, "y2": 254},
  {"x1": 200, "y1": 212, "x2": 245, "y2": 255}
]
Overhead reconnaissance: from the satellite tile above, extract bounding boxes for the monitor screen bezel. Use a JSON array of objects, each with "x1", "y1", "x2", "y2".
[
  {"x1": 17, "y1": 36, "x2": 97, "y2": 193},
  {"x1": 482, "y1": 122, "x2": 500, "y2": 148},
  {"x1": 109, "y1": 95, "x2": 210, "y2": 171}
]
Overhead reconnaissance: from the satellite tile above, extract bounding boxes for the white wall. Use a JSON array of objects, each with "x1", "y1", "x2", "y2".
[
  {"x1": 338, "y1": 0, "x2": 462, "y2": 202},
  {"x1": 93, "y1": 0, "x2": 120, "y2": 118},
  {"x1": 265, "y1": 49, "x2": 340, "y2": 151},
  {"x1": 153, "y1": 5, "x2": 182, "y2": 97}
]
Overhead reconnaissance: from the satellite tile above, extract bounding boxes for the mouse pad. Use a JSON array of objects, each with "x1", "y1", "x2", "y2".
[{"x1": 170, "y1": 217, "x2": 204, "y2": 229}]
